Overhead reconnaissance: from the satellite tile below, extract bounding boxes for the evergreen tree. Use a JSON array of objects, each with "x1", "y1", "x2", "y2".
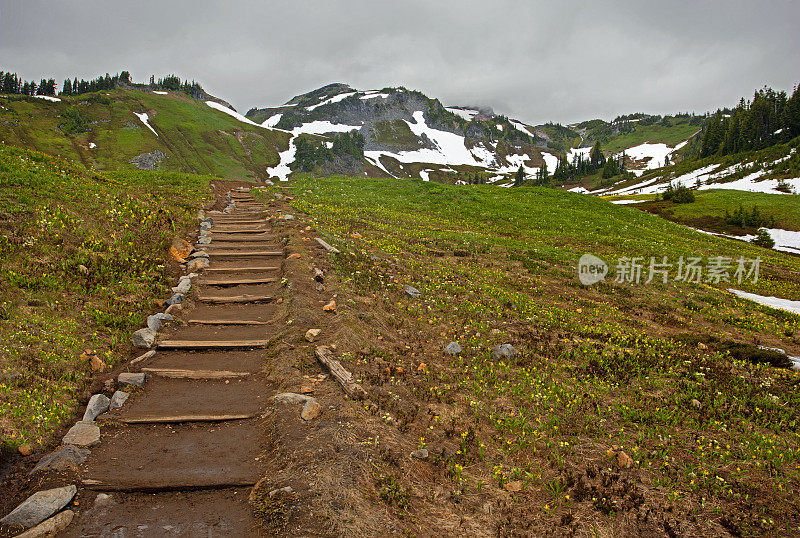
[{"x1": 514, "y1": 165, "x2": 525, "y2": 187}]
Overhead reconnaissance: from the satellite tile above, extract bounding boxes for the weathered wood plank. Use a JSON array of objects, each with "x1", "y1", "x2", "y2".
[
  {"x1": 315, "y1": 345, "x2": 367, "y2": 400},
  {"x1": 141, "y1": 368, "x2": 251, "y2": 379},
  {"x1": 157, "y1": 339, "x2": 269, "y2": 349},
  {"x1": 197, "y1": 294, "x2": 273, "y2": 303},
  {"x1": 188, "y1": 319, "x2": 269, "y2": 325},
  {"x1": 315, "y1": 238, "x2": 340, "y2": 254}
]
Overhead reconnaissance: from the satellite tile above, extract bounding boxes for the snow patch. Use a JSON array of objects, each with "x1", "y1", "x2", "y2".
[
  {"x1": 34, "y1": 95, "x2": 60, "y2": 102},
  {"x1": 728, "y1": 289, "x2": 800, "y2": 316},
  {"x1": 419, "y1": 169, "x2": 431, "y2": 182},
  {"x1": 205, "y1": 100, "x2": 264, "y2": 128},
  {"x1": 446, "y1": 107, "x2": 479, "y2": 122},
  {"x1": 360, "y1": 93, "x2": 389, "y2": 100},
  {"x1": 306, "y1": 92, "x2": 356, "y2": 111},
  {"x1": 261, "y1": 113, "x2": 283, "y2": 128},
  {"x1": 134, "y1": 112, "x2": 158, "y2": 136},
  {"x1": 153, "y1": 91, "x2": 168, "y2": 95},
  {"x1": 291, "y1": 121, "x2": 361, "y2": 135},
  {"x1": 267, "y1": 135, "x2": 296, "y2": 181},
  {"x1": 88, "y1": 142, "x2": 96, "y2": 149}
]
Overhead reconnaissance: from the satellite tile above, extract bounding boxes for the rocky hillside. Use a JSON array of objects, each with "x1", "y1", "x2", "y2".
[{"x1": 245, "y1": 83, "x2": 713, "y2": 186}]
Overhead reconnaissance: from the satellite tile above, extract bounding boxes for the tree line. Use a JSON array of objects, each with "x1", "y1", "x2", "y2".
[
  {"x1": 0, "y1": 71, "x2": 57, "y2": 96},
  {"x1": 1, "y1": 68, "x2": 204, "y2": 98},
  {"x1": 699, "y1": 84, "x2": 800, "y2": 157},
  {"x1": 293, "y1": 131, "x2": 365, "y2": 172}
]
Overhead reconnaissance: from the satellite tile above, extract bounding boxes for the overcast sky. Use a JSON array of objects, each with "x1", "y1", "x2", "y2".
[{"x1": 1, "y1": 0, "x2": 798, "y2": 124}]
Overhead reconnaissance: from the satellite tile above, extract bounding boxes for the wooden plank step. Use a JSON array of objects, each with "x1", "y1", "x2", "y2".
[
  {"x1": 188, "y1": 319, "x2": 269, "y2": 325},
  {"x1": 202, "y1": 277, "x2": 278, "y2": 285},
  {"x1": 141, "y1": 368, "x2": 252, "y2": 379},
  {"x1": 196, "y1": 294, "x2": 273, "y2": 303},
  {"x1": 204, "y1": 266, "x2": 279, "y2": 273},
  {"x1": 211, "y1": 228, "x2": 269, "y2": 233},
  {"x1": 205, "y1": 236, "x2": 274, "y2": 242},
  {"x1": 157, "y1": 339, "x2": 269, "y2": 348},
  {"x1": 101, "y1": 413, "x2": 255, "y2": 424},
  {"x1": 202, "y1": 243, "x2": 280, "y2": 249},
  {"x1": 208, "y1": 250, "x2": 283, "y2": 257}
]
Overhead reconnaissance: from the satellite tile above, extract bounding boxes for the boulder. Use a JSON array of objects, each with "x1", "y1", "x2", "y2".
[
  {"x1": 0, "y1": 486, "x2": 76, "y2": 528},
  {"x1": 15, "y1": 509, "x2": 74, "y2": 537},
  {"x1": 29, "y1": 445, "x2": 89, "y2": 475},
  {"x1": 188, "y1": 250, "x2": 209, "y2": 260},
  {"x1": 131, "y1": 328, "x2": 156, "y2": 348},
  {"x1": 163, "y1": 293, "x2": 184, "y2": 307},
  {"x1": 444, "y1": 342, "x2": 462, "y2": 355},
  {"x1": 82, "y1": 393, "x2": 110, "y2": 422},
  {"x1": 62, "y1": 421, "x2": 100, "y2": 447},
  {"x1": 109, "y1": 391, "x2": 129, "y2": 410},
  {"x1": 118, "y1": 372, "x2": 147, "y2": 387},
  {"x1": 491, "y1": 344, "x2": 517, "y2": 362},
  {"x1": 171, "y1": 278, "x2": 191, "y2": 294}
]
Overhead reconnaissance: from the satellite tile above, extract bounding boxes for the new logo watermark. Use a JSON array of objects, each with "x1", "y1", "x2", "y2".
[
  {"x1": 578, "y1": 254, "x2": 609, "y2": 285},
  {"x1": 577, "y1": 254, "x2": 761, "y2": 285}
]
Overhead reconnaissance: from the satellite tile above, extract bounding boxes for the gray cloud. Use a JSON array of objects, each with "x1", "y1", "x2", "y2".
[{"x1": 1, "y1": 0, "x2": 798, "y2": 124}]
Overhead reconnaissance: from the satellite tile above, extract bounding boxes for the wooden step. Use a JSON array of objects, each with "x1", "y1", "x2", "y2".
[
  {"x1": 208, "y1": 250, "x2": 283, "y2": 257},
  {"x1": 204, "y1": 266, "x2": 279, "y2": 273},
  {"x1": 211, "y1": 228, "x2": 269, "y2": 234},
  {"x1": 202, "y1": 243, "x2": 280, "y2": 249},
  {"x1": 201, "y1": 277, "x2": 278, "y2": 285},
  {"x1": 205, "y1": 235, "x2": 274, "y2": 242},
  {"x1": 141, "y1": 368, "x2": 252, "y2": 379},
  {"x1": 102, "y1": 413, "x2": 255, "y2": 424},
  {"x1": 197, "y1": 294, "x2": 273, "y2": 303},
  {"x1": 188, "y1": 319, "x2": 269, "y2": 325},
  {"x1": 157, "y1": 339, "x2": 269, "y2": 349}
]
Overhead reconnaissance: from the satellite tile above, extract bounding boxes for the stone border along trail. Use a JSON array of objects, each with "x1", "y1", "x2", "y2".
[{"x1": 60, "y1": 188, "x2": 285, "y2": 535}]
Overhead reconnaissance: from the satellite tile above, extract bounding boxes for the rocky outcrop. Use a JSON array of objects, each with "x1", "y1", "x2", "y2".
[{"x1": 129, "y1": 150, "x2": 165, "y2": 170}]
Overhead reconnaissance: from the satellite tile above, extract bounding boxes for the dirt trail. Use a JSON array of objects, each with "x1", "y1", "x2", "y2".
[{"x1": 63, "y1": 188, "x2": 283, "y2": 536}]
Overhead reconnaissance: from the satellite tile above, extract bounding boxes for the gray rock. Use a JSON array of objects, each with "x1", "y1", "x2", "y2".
[
  {"x1": 403, "y1": 285, "x2": 421, "y2": 298},
  {"x1": 197, "y1": 210, "x2": 206, "y2": 220},
  {"x1": 129, "y1": 150, "x2": 165, "y2": 171},
  {"x1": 131, "y1": 328, "x2": 156, "y2": 348},
  {"x1": 109, "y1": 391, "x2": 129, "y2": 410},
  {"x1": 164, "y1": 293, "x2": 184, "y2": 306},
  {"x1": 491, "y1": 344, "x2": 518, "y2": 362},
  {"x1": 29, "y1": 445, "x2": 89, "y2": 475},
  {"x1": 146, "y1": 315, "x2": 163, "y2": 331},
  {"x1": 82, "y1": 394, "x2": 110, "y2": 422},
  {"x1": 283, "y1": 214, "x2": 294, "y2": 220},
  {"x1": 273, "y1": 392, "x2": 315, "y2": 405},
  {"x1": 188, "y1": 250, "x2": 209, "y2": 260},
  {"x1": 171, "y1": 278, "x2": 191, "y2": 294},
  {"x1": 0, "y1": 485, "x2": 76, "y2": 528},
  {"x1": 118, "y1": 372, "x2": 147, "y2": 387},
  {"x1": 265, "y1": 180, "x2": 274, "y2": 186},
  {"x1": 197, "y1": 236, "x2": 211, "y2": 245},
  {"x1": 14, "y1": 509, "x2": 74, "y2": 537},
  {"x1": 62, "y1": 421, "x2": 100, "y2": 447},
  {"x1": 147, "y1": 312, "x2": 174, "y2": 331},
  {"x1": 444, "y1": 342, "x2": 462, "y2": 355},
  {"x1": 200, "y1": 222, "x2": 211, "y2": 231},
  {"x1": 410, "y1": 448, "x2": 429, "y2": 460}
]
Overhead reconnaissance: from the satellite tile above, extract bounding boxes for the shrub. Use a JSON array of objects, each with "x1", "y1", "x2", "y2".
[{"x1": 751, "y1": 229, "x2": 775, "y2": 248}]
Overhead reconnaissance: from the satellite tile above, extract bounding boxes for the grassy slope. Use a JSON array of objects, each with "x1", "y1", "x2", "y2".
[
  {"x1": 281, "y1": 177, "x2": 800, "y2": 535},
  {"x1": 0, "y1": 90, "x2": 290, "y2": 181},
  {"x1": 0, "y1": 143, "x2": 211, "y2": 448},
  {"x1": 603, "y1": 121, "x2": 700, "y2": 154},
  {"x1": 640, "y1": 189, "x2": 800, "y2": 232}
]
